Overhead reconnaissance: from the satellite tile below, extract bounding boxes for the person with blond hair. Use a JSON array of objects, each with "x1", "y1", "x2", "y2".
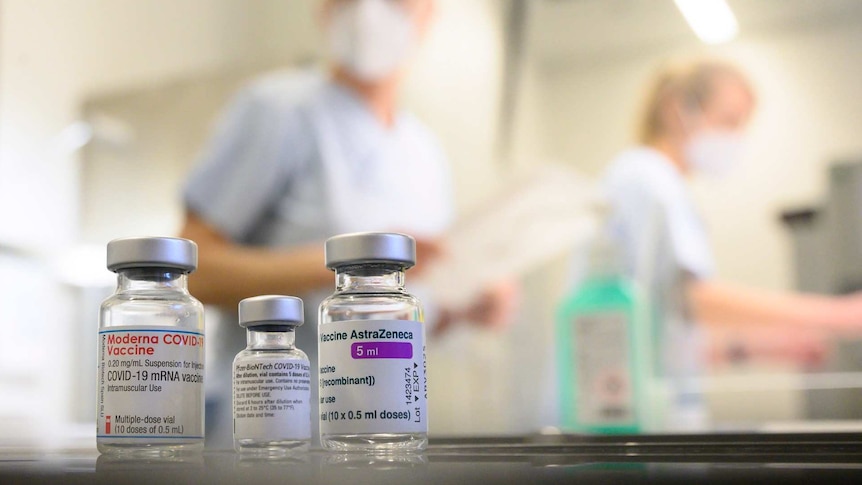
[{"x1": 602, "y1": 58, "x2": 862, "y2": 428}]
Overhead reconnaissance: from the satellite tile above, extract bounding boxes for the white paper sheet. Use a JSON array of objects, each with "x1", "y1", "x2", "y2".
[{"x1": 419, "y1": 164, "x2": 604, "y2": 307}]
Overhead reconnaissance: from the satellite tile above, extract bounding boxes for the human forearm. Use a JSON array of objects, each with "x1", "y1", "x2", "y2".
[
  {"x1": 191, "y1": 243, "x2": 331, "y2": 308},
  {"x1": 688, "y1": 279, "x2": 862, "y2": 332},
  {"x1": 179, "y1": 212, "x2": 332, "y2": 308}
]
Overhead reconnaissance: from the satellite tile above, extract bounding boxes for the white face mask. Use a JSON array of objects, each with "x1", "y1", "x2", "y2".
[
  {"x1": 327, "y1": 0, "x2": 415, "y2": 82},
  {"x1": 684, "y1": 129, "x2": 745, "y2": 179}
]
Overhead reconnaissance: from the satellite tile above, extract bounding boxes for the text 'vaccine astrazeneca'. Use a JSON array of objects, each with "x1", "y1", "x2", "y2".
[
  {"x1": 318, "y1": 232, "x2": 427, "y2": 452},
  {"x1": 97, "y1": 237, "x2": 205, "y2": 455}
]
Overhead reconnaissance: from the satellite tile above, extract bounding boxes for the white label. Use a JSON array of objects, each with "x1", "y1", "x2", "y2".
[
  {"x1": 97, "y1": 327, "x2": 205, "y2": 440},
  {"x1": 233, "y1": 358, "x2": 311, "y2": 440},
  {"x1": 573, "y1": 312, "x2": 635, "y2": 425},
  {"x1": 318, "y1": 320, "x2": 426, "y2": 435}
]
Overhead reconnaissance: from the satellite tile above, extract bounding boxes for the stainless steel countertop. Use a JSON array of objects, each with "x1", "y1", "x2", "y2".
[{"x1": 3, "y1": 433, "x2": 862, "y2": 483}]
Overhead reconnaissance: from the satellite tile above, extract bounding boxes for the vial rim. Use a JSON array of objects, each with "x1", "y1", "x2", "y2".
[{"x1": 324, "y1": 232, "x2": 416, "y2": 270}]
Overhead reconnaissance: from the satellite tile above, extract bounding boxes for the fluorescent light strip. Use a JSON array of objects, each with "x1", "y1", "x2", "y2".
[{"x1": 674, "y1": 0, "x2": 739, "y2": 45}]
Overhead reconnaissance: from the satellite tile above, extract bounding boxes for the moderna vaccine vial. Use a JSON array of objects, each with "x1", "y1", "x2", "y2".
[
  {"x1": 97, "y1": 237, "x2": 205, "y2": 455},
  {"x1": 233, "y1": 295, "x2": 311, "y2": 454},
  {"x1": 318, "y1": 232, "x2": 427, "y2": 452}
]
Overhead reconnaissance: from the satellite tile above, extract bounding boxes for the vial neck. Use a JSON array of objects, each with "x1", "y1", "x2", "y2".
[
  {"x1": 247, "y1": 327, "x2": 295, "y2": 350},
  {"x1": 117, "y1": 268, "x2": 189, "y2": 293},
  {"x1": 335, "y1": 264, "x2": 406, "y2": 293}
]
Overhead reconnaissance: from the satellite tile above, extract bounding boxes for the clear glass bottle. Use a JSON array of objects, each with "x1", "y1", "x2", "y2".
[
  {"x1": 233, "y1": 295, "x2": 311, "y2": 455},
  {"x1": 318, "y1": 232, "x2": 427, "y2": 453},
  {"x1": 97, "y1": 237, "x2": 205, "y2": 455}
]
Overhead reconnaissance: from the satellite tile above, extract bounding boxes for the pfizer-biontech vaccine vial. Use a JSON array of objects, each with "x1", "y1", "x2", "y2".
[
  {"x1": 233, "y1": 295, "x2": 311, "y2": 454},
  {"x1": 97, "y1": 237, "x2": 205, "y2": 455},
  {"x1": 318, "y1": 232, "x2": 427, "y2": 452}
]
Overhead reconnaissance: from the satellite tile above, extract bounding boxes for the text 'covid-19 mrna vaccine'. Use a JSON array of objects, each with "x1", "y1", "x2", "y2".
[{"x1": 97, "y1": 236, "x2": 205, "y2": 456}]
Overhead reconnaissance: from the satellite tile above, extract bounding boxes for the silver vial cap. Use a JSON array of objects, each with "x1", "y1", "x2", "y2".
[
  {"x1": 106, "y1": 237, "x2": 197, "y2": 273},
  {"x1": 239, "y1": 295, "x2": 304, "y2": 327},
  {"x1": 324, "y1": 232, "x2": 416, "y2": 270}
]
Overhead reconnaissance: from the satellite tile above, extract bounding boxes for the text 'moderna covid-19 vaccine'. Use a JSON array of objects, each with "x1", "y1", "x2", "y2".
[
  {"x1": 97, "y1": 236, "x2": 205, "y2": 455},
  {"x1": 318, "y1": 232, "x2": 428, "y2": 452},
  {"x1": 233, "y1": 295, "x2": 311, "y2": 454}
]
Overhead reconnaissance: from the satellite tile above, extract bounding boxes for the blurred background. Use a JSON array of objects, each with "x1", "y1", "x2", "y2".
[{"x1": 2, "y1": 0, "x2": 862, "y2": 448}]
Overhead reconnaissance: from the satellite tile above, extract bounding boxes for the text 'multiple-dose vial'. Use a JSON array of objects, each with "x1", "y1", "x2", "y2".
[{"x1": 97, "y1": 237, "x2": 205, "y2": 455}]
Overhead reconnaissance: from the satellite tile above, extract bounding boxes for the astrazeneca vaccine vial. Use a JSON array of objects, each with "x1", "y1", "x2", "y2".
[
  {"x1": 318, "y1": 232, "x2": 427, "y2": 452},
  {"x1": 97, "y1": 237, "x2": 205, "y2": 455},
  {"x1": 233, "y1": 295, "x2": 311, "y2": 454}
]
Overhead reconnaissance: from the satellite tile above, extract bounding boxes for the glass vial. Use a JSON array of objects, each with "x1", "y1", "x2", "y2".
[
  {"x1": 233, "y1": 295, "x2": 311, "y2": 455},
  {"x1": 97, "y1": 237, "x2": 205, "y2": 455},
  {"x1": 318, "y1": 232, "x2": 428, "y2": 453}
]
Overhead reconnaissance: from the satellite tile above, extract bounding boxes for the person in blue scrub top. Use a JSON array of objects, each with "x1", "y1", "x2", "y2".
[
  {"x1": 180, "y1": 0, "x2": 514, "y2": 448},
  {"x1": 603, "y1": 58, "x2": 862, "y2": 428}
]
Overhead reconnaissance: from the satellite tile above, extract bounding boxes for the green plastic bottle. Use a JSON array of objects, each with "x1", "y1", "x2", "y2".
[{"x1": 557, "y1": 235, "x2": 646, "y2": 434}]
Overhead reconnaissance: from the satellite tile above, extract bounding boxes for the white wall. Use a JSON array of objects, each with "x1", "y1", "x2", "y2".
[
  {"x1": 403, "y1": 0, "x2": 506, "y2": 213},
  {"x1": 1, "y1": 0, "x2": 258, "y2": 249},
  {"x1": 532, "y1": 20, "x2": 862, "y2": 292},
  {"x1": 0, "y1": 0, "x2": 321, "y2": 249}
]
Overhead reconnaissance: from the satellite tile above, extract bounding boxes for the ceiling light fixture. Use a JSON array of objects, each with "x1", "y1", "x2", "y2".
[{"x1": 674, "y1": 0, "x2": 739, "y2": 45}]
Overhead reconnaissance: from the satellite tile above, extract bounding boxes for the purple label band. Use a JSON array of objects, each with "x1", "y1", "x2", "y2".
[{"x1": 350, "y1": 342, "x2": 413, "y2": 359}]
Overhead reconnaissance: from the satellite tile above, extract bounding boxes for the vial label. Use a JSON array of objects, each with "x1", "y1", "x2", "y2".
[
  {"x1": 572, "y1": 312, "x2": 635, "y2": 425},
  {"x1": 319, "y1": 320, "x2": 427, "y2": 435},
  {"x1": 97, "y1": 327, "x2": 205, "y2": 440},
  {"x1": 233, "y1": 358, "x2": 311, "y2": 440}
]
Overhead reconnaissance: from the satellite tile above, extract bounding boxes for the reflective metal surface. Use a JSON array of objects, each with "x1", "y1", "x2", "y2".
[{"x1": 2, "y1": 434, "x2": 862, "y2": 483}]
